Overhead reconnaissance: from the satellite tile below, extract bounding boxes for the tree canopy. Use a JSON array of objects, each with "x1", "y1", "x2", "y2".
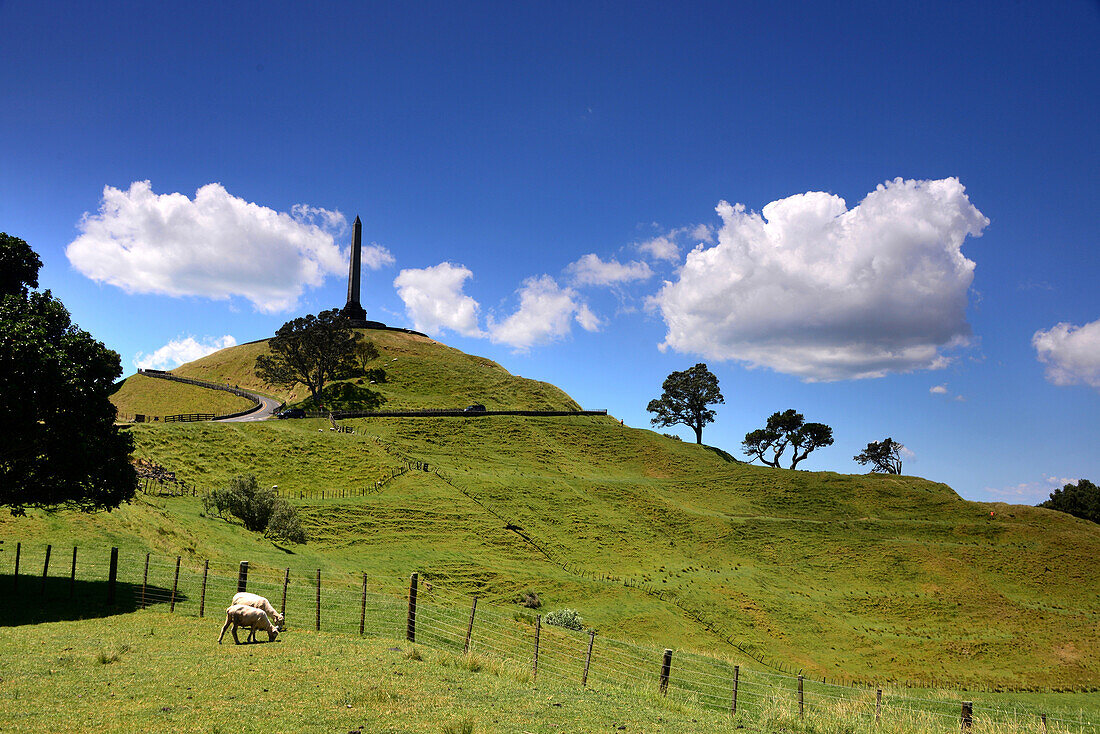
[
  {"x1": 0, "y1": 233, "x2": 137, "y2": 515},
  {"x1": 742, "y1": 409, "x2": 834, "y2": 469},
  {"x1": 646, "y1": 363, "x2": 724, "y2": 444},
  {"x1": 854, "y1": 438, "x2": 905, "y2": 474},
  {"x1": 255, "y1": 309, "x2": 363, "y2": 410},
  {"x1": 1039, "y1": 479, "x2": 1099, "y2": 525}
]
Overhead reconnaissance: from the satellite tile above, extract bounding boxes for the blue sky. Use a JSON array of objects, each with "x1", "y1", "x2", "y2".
[{"x1": 2, "y1": 1, "x2": 1097, "y2": 504}]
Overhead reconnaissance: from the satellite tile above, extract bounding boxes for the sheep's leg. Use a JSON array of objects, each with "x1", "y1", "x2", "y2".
[
  {"x1": 232, "y1": 623, "x2": 242, "y2": 645},
  {"x1": 218, "y1": 615, "x2": 232, "y2": 644},
  {"x1": 247, "y1": 625, "x2": 257, "y2": 643}
]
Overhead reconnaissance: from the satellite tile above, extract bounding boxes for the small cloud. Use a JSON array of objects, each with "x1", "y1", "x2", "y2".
[
  {"x1": 134, "y1": 335, "x2": 237, "y2": 371},
  {"x1": 1033, "y1": 319, "x2": 1100, "y2": 391},
  {"x1": 488, "y1": 275, "x2": 597, "y2": 350},
  {"x1": 930, "y1": 384, "x2": 949, "y2": 395},
  {"x1": 393, "y1": 262, "x2": 486, "y2": 338},
  {"x1": 566, "y1": 254, "x2": 653, "y2": 287},
  {"x1": 984, "y1": 475, "x2": 1078, "y2": 504}
]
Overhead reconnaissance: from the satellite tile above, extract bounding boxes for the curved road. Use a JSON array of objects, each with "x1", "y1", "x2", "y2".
[{"x1": 216, "y1": 390, "x2": 282, "y2": 422}]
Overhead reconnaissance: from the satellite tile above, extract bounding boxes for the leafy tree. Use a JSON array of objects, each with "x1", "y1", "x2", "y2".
[
  {"x1": 742, "y1": 409, "x2": 834, "y2": 469},
  {"x1": 1039, "y1": 479, "x2": 1099, "y2": 525},
  {"x1": 255, "y1": 309, "x2": 362, "y2": 410},
  {"x1": 854, "y1": 438, "x2": 905, "y2": 474},
  {"x1": 0, "y1": 233, "x2": 136, "y2": 515},
  {"x1": 205, "y1": 474, "x2": 308, "y2": 542},
  {"x1": 646, "y1": 363, "x2": 725, "y2": 444}
]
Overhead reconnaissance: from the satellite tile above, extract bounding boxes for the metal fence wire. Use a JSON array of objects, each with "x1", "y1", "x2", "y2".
[{"x1": 4, "y1": 542, "x2": 1097, "y2": 734}]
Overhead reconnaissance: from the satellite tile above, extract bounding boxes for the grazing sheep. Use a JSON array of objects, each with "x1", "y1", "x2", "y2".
[
  {"x1": 231, "y1": 592, "x2": 285, "y2": 629},
  {"x1": 218, "y1": 604, "x2": 279, "y2": 644}
]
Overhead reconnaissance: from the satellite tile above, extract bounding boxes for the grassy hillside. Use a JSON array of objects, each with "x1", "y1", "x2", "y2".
[
  {"x1": 170, "y1": 329, "x2": 581, "y2": 411},
  {"x1": 6, "y1": 332, "x2": 1099, "y2": 701},
  {"x1": 110, "y1": 374, "x2": 254, "y2": 419}
]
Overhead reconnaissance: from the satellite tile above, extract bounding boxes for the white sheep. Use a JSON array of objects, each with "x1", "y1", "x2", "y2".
[
  {"x1": 218, "y1": 604, "x2": 279, "y2": 644},
  {"x1": 231, "y1": 591, "x2": 285, "y2": 629}
]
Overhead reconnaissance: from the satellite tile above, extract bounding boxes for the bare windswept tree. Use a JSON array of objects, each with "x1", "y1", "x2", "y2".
[{"x1": 854, "y1": 438, "x2": 905, "y2": 474}]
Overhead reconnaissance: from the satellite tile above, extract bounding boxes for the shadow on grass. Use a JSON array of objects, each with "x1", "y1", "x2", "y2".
[{"x1": 0, "y1": 575, "x2": 184, "y2": 626}]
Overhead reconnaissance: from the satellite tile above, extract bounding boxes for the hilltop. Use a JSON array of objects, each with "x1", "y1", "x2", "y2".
[{"x1": 31, "y1": 332, "x2": 1100, "y2": 691}]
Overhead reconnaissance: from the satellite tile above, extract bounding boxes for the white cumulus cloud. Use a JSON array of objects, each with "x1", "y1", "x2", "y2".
[
  {"x1": 985, "y1": 476, "x2": 1078, "y2": 504},
  {"x1": 566, "y1": 253, "x2": 654, "y2": 287},
  {"x1": 489, "y1": 275, "x2": 599, "y2": 350},
  {"x1": 66, "y1": 181, "x2": 391, "y2": 313},
  {"x1": 1033, "y1": 319, "x2": 1100, "y2": 390},
  {"x1": 650, "y1": 177, "x2": 988, "y2": 381},
  {"x1": 134, "y1": 335, "x2": 238, "y2": 371},
  {"x1": 635, "y1": 224, "x2": 714, "y2": 263},
  {"x1": 393, "y1": 262, "x2": 486, "y2": 338},
  {"x1": 929, "y1": 384, "x2": 949, "y2": 395}
]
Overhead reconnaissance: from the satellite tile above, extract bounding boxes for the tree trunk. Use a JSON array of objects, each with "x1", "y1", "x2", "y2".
[{"x1": 694, "y1": 425, "x2": 703, "y2": 444}]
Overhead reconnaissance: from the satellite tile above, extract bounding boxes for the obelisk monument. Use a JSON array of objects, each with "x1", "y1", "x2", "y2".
[{"x1": 341, "y1": 215, "x2": 368, "y2": 325}]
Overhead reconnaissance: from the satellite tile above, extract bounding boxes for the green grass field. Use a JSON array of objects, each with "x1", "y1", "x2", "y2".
[
  {"x1": 5, "y1": 333, "x2": 1099, "y2": 731},
  {"x1": 110, "y1": 374, "x2": 254, "y2": 420}
]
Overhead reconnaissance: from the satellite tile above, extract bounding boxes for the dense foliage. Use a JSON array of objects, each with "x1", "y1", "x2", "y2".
[
  {"x1": 544, "y1": 608, "x2": 584, "y2": 631},
  {"x1": 0, "y1": 233, "x2": 136, "y2": 514},
  {"x1": 203, "y1": 474, "x2": 307, "y2": 543},
  {"x1": 646, "y1": 363, "x2": 724, "y2": 444},
  {"x1": 742, "y1": 409, "x2": 834, "y2": 469},
  {"x1": 1039, "y1": 479, "x2": 1099, "y2": 525},
  {"x1": 854, "y1": 438, "x2": 905, "y2": 474},
  {"x1": 255, "y1": 309, "x2": 363, "y2": 410}
]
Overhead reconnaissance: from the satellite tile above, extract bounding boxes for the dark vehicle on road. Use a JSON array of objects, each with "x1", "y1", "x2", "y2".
[
  {"x1": 463, "y1": 403, "x2": 486, "y2": 413},
  {"x1": 277, "y1": 408, "x2": 306, "y2": 419}
]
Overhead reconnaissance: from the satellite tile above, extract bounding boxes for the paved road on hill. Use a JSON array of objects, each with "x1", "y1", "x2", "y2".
[{"x1": 216, "y1": 390, "x2": 281, "y2": 422}]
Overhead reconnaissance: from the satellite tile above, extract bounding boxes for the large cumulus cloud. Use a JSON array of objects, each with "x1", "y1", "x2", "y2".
[
  {"x1": 650, "y1": 178, "x2": 988, "y2": 381},
  {"x1": 66, "y1": 181, "x2": 391, "y2": 312}
]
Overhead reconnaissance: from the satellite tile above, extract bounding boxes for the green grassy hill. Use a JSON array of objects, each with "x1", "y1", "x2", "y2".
[
  {"x1": 8, "y1": 333, "x2": 1100, "y2": 699},
  {"x1": 110, "y1": 374, "x2": 254, "y2": 419}
]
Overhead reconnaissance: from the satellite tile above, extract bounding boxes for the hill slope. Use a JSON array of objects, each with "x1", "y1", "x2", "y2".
[{"x1": 14, "y1": 333, "x2": 1100, "y2": 692}]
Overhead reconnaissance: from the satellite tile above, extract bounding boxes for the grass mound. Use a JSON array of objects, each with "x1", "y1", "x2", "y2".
[{"x1": 110, "y1": 374, "x2": 254, "y2": 419}]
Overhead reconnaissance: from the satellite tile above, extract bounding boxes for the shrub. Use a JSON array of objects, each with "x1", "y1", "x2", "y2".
[
  {"x1": 544, "y1": 608, "x2": 584, "y2": 631},
  {"x1": 513, "y1": 590, "x2": 541, "y2": 609},
  {"x1": 264, "y1": 499, "x2": 307, "y2": 543}
]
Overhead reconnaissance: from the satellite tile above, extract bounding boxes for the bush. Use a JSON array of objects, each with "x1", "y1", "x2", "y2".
[
  {"x1": 544, "y1": 608, "x2": 584, "y2": 631},
  {"x1": 265, "y1": 499, "x2": 307, "y2": 543},
  {"x1": 513, "y1": 590, "x2": 541, "y2": 609},
  {"x1": 205, "y1": 474, "x2": 307, "y2": 543}
]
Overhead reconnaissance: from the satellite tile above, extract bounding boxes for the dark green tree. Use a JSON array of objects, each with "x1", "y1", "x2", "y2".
[
  {"x1": 0, "y1": 233, "x2": 136, "y2": 515},
  {"x1": 646, "y1": 363, "x2": 724, "y2": 444},
  {"x1": 742, "y1": 409, "x2": 834, "y2": 469},
  {"x1": 1039, "y1": 479, "x2": 1099, "y2": 525},
  {"x1": 854, "y1": 438, "x2": 905, "y2": 474},
  {"x1": 255, "y1": 309, "x2": 362, "y2": 410}
]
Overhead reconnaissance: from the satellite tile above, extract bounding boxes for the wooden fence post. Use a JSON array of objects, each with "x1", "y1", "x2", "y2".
[
  {"x1": 532, "y1": 615, "x2": 542, "y2": 681},
  {"x1": 961, "y1": 701, "x2": 973, "y2": 732},
  {"x1": 13, "y1": 541, "x2": 20, "y2": 591},
  {"x1": 69, "y1": 546, "x2": 77, "y2": 599},
  {"x1": 798, "y1": 674, "x2": 804, "y2": 718},
  {"x1": 237, "y1": 561, "x2": 249, "y2": 593},
  {"x1": 1040, "y1": 714, "x2": 1048, "y2": 733},
  {"x1": 315, "y1": 569, "x2": 321, "y2": 631},
  {"x1": 141, "y1": 553, "x2": 150, "y2": 609},
  {"x1": 731, "y1": 664, "x2": 739, "y2": 714},
  {"x1": 281, "y1": 568, "x2": 289, "y2": 617},
  {"x1": 582, "y1": 630, "x2": 595, "y2": 687},
  {"x1": 107, "y1": 547, "x2": 118, "y2": 605},
  {"x1": 359, "y1": 573, "x2": 367, "y2": 635},
  {"x1": 406, "y1": 572, "x2": 418, "y2": 642},
  {"x1": 660, "y1": 649, "x2": 673, "y2": 695},
  {"x1": 169, "y1": 556, "x2": 181, "y2": 612},
  {"x1": 464, "y1": 597, "x2": 478, "y2": 654},
  {"x1": 876, "y1": 689, "x2": 882, "y2": 723},
  {"x1": 41, "y1": 544, "x2": 51, "y2": 595},
  {"x1": 199, "y1": 560, "x2": 209, "y2": 617}
]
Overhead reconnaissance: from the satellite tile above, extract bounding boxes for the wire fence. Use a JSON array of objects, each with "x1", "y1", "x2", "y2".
[{"x1": 3, "y1": 541, "x2": 1096, "y2": 733}]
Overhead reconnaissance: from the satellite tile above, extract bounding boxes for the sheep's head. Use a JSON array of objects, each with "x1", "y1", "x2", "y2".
[
  {"x1": 272, "y1": 612, "x2": 285, "y2": 628},
  {"x1": 267, "y1": 628, "x2": 279, "y2": 642}
]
